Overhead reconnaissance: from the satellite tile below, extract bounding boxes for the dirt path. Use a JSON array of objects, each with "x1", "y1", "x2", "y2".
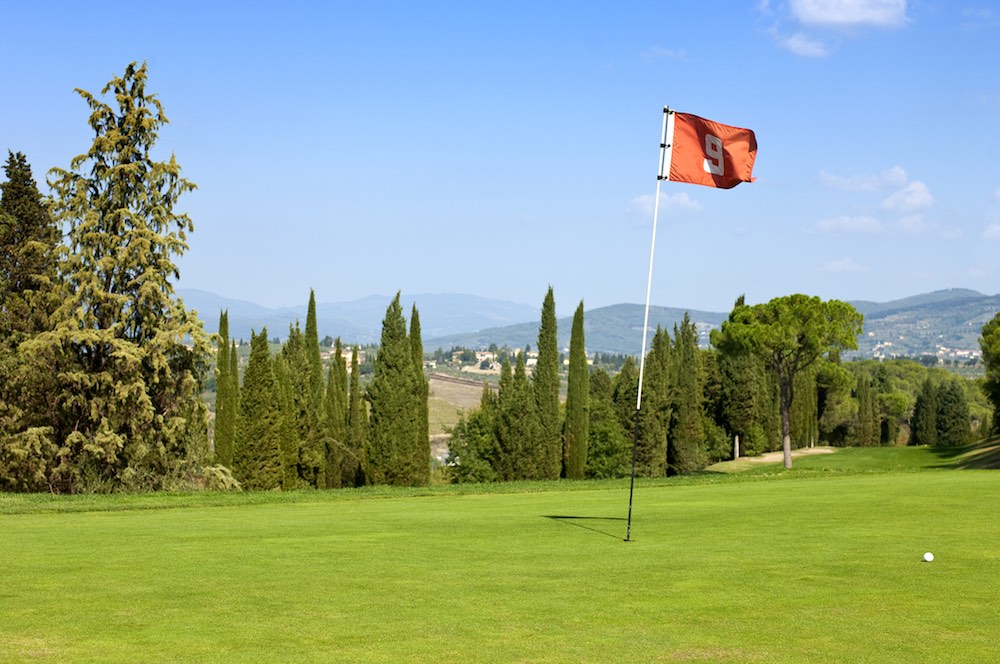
[{"x1": 746, "y1": 446, "x2": 836, "y2": 463}]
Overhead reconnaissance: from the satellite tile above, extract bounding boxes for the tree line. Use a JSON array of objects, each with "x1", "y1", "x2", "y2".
[{"x1": 447, "y1": 292, "x2": 989, "y2": 482}]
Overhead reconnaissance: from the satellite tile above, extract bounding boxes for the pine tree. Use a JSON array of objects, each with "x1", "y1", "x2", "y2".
[
  {"x1": 409, "y1": 305, "x2": 430, "y2": 485},
  {"x1": 563, "y1": 302, "x2": 589, "y2": 479},
  {"x1": 27, "y1": 62, "x2": 210, "y2": 491},
  {"x1": 345, "y1": 346, "x2": 368, "y2": 487},
  {"x1": 234, "y1": 329, "x2": 282, "y2": 489},
  {"x1": 367, "y1": 294, "x2": 419, "y2": 485},
  {"x1": 533, "y1": 286, "x2": 562, "y2": 479}
]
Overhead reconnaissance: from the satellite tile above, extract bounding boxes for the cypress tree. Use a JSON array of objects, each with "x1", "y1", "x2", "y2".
[
  {"x1": 564, "y1": 302, "x2": 589, "y2": 479},
  {"x1": 498, "y1": 353, "x2": 543, "y2": 480},
  {"x1": 637, "y1": 327, "x2": 670, "y2": 476},
  {"x1": 936, "y1": 380, "x2": 970, "y2": 446},
  {"x1": 272, "y1": 350, "x2": 300, "y2": 489},
  {"x1": 367, "y1": 294, "x2": 419, "y2": 485},
  {"x1": 533, "y1": 286, "x2": 562, "y2": 479},
  {"x1": 345, "y1": 346, "x2": 368, "y2": 487},
  {"x1": 853, "y1": 372, "x2": 878, "y2": 447},
  {"x1": 669, "y1": 315, "x2": 707, "y2": 474},
  {"x1": 323, "y1": 338, "x2": 348, "y2": 488},
  {"x1": 585, "y1": 368, "x2": 630, "y2": 479},
  {"x1": 213, "y1": 310, "x2": 236, "y2": 467},
  {"x1": 911, "y1": 378, "x2": 939, "y2": 446},
  {"x1": 409, "y1": 305, "x2": 430, "y2": 485},
  {"x1": 33, "y1": 62, "x2": 210, "y2": 491},
  {"x1": 234, "y1": 329, "x2": 282, "y2": 489},
  {"x1": 283, "y1": 319, "x2": 325, "y2": 487},
  {"x1": 790, "y1": 364, "x2": 820, "y2": 448}
]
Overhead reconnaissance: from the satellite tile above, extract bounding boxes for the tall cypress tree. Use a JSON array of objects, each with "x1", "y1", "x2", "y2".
[
  {"x1": 272, "y1": 350, "x2": 300, "y2": 489},
  {"x1": 214, "y1": 310, "x2": 236, "y2": 467},
  {"x1": 585, "y1": 368, "x2": 630, "y2": 479},
  {"x1": 636, "y1": 327, "x2": 670, "y2": 476},
  {"x1": 936, "y1": 380, "x2": 970, "y2": 446},
  {"x1": 367, "y1": 293, "x2": 419, "y2": 485},
  {"x1": 323, "y1": 338, "x2": 348, "y2": 488},
  {"x1": 853, "y1": 372, "x2": 878, "y2": 447},
  {"x1": 234, "y1": 329, "x2": 282, "y2": 489},
  {"x1": 564, "y1": 302, "x2": 589, "y2": 479},
  {"x1": 345, "y1": 345, "x2": 368, "y2": 486},
  {"x1": 912, "y1": 378, "x2": 939, "y2": 446},
  {"x1": 498, "y1": 352, "x2": 543, "y2": 480},
  {"x1": 669, "y1": 314, "x2": 707, "y2": 474},
  {"x1": 409, "y1": 305, "x2": 430, "y2": 485},
  {"x1": 533, "y1": 287, "x2": 562, "y2": 479}
]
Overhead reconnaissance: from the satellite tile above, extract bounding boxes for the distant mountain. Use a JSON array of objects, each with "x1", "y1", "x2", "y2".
[
  {"x1": 178, "y1": 288, "x2": 1000, "y2": 360},
  {"x1": 848, "y1": 288, "x2": 1000, "y2": 360},
  {"x1": 178, "y1": 289, "x2": 540, "y2": 343},
  {"x1": 425, "y1": 304, "x2": 729, "y2": 354}
]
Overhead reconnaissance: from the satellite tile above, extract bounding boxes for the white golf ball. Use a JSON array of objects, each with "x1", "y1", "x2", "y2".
[{"x1": 923, "y1": 552, "x2": 934, "y2": 562}]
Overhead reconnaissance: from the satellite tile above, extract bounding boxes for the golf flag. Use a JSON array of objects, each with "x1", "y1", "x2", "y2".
[{"x1": 659, "y1": 110, "x2": 757, "y2": 189}]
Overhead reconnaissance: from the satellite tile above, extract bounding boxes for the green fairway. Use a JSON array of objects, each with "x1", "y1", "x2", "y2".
[{"x1": 2, "y1": 454, "x2": 998, "y2": 662}]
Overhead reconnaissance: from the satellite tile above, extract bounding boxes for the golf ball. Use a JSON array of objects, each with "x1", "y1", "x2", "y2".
[{"x1": 923, "y1": 552, "x2": 934, "y2": 562}]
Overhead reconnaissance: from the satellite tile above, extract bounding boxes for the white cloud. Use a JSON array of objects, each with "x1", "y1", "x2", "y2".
[
  {"x1": 821, "y1": 256, "x2": 869, "y2": 273},
  {"x1": 790, "y1": 0, "x2": 908, "y2": 28},
  {"x1": 628, "y1": 192, "x2": 703, "y2": 220},
  {"x1": 642, "y1": 46, "x2": 686, "y2": 60},
  {"x1": 881, "y1": 181, "x2": 934, "y2": 212},
  {"x1": 819, "y1": 166, "x2": 907, "y2": 191},
  {"x1": 781, "y1": 33, "x2": 828, "y2": 57},
  {"x1": 895, "y1": 214, "x2": 927, "y2": 232},
  {"x1": 815, "y1": 215, "x2": 883, "y2": 233},
  {"x1": 983, "y1": 223, "x2": 1000, "y2": 240}
]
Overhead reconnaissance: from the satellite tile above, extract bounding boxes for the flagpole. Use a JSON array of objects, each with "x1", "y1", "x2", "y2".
[{"x1": 626, "y1": 106, "x2": 671, "y2": 542}]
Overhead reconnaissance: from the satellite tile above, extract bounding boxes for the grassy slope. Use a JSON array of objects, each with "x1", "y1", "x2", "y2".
[{"x1": 1, "y1": 448, "x2": 998, "y2": 662}]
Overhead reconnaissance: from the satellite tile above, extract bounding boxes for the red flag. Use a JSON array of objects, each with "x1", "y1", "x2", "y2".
[{"x1": 660, "y1": 111, "x2": 757, "y2": 189}]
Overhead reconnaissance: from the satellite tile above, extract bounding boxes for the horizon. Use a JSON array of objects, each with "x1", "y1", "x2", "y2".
[{"x1": 4, "y1": 2, "x2": 999, "y2": 312}]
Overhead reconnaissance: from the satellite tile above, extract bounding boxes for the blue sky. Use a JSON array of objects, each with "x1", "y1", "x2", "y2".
[{"x1": 3, "y1": 1, "x2": 999, "y2": 315}]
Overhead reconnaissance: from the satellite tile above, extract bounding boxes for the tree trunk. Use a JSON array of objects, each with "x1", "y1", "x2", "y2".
[{"x1": 780, "y1": 377, "x2": 793, "y2": 469}]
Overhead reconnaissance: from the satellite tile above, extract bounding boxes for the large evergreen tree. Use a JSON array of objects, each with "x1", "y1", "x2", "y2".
[
  {"x1": 323, "y1": 338, "x2": 348, "y2": 488},
  {"x1": 234, "y1": 329, "x2": 282, "y2": 489},
  {"x1": 367, "y1": 294, "x2": 422, "y2": 485},
  {"x1": 669, "y1": 314, "x2": 707, "y2": 473},
  {"x1": 979, "y1": 313, "x2": 1000, "y2": 434},
  {"x1": 21, "y1": 62, "x2": 210, "y2": 491},
  {"x1": 498, "y1": 353, "x2": 544, "y2": 480},
  {"x1": 936, "y1": 380, "x2": 970, "y2": 446},
  {"x1": 0, "y1": 152, "x2": 62, "y2": 491},
  {"x1": 409, "y1": 305, "x2": 430, "y2": 485},
  {"x1": 213, "y1": 310, "x2": 236, "y2": 467},
  {"x1": 0, "y1": 151, "x2": 60, "y2": 341},
  {"x1": 911, "y1": 378, "x2": 939, "y2": 446},
  {"x1": 585, "y1": 368, "x2": 630, "y2": 479},
  {"x1": 635, "y1": 328, "x2": 671, "y2": 476},
  {"x1": 563, "y1": 302, "x2": 589, "y2": 479},
  {"x1": 345, "y1": 346, "x2": 368, "y2": 487},
  {"x1": 533, "y1": 287, "x2": 562, "y2": 479}
]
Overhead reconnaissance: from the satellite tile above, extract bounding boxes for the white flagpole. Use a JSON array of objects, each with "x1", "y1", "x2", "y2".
[{"x1": 626, "y1": 106, "x2": 672, "y2": 542}]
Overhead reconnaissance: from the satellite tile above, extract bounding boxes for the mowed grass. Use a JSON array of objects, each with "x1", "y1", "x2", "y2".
[{"x1": 2, "y1": 449, "x2": 998, "y2": 662}]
